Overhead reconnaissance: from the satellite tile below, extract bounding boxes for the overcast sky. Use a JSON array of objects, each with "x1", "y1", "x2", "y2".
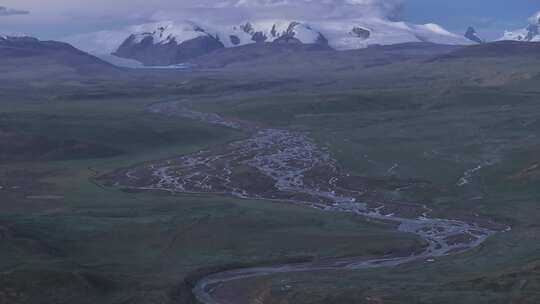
[{"x1": 0, "y1": 0, "x2": 538, "y2": 39}]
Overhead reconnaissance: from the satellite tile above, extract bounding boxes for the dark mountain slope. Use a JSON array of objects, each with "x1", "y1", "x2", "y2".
[
  {"x1": 188, "y1": 42, "x2": 459, "y2": 69},
  {"x1": 0, "y1": 36, "x2": 121, "y2": 78}
]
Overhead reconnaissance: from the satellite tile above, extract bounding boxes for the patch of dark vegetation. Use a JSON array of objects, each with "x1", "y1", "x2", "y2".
[
  {"x1": 445, "y1": 260, "x2": 540, "y2": 297},
  {"x1": 0, "y1": 131, "x2": 122, "y2": 162},
  {"x1": 0, "y1": 110, "x2": 238, "y2": 163},
  {"x1": 0, "y1": 269, "x2": 117, "y2": 304}
]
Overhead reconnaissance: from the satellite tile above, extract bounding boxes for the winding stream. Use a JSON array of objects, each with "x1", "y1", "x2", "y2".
[{"x1": 102, "y1": 102, "x2": 495, "y2": 304}]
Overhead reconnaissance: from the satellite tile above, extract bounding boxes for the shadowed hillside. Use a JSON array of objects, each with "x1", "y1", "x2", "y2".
[{"x1": 0, "y1": 36, "x2": 121, "y2": 80}]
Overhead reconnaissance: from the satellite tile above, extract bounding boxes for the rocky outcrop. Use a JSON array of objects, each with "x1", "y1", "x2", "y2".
[
  {"x1": 238, "y1": 21, "x2": 328, "y2": 45},
  {"x1": 525, "y1": 24, "x2": 539, "y2": 41},
  {"x1": 229, "y1": 35, "x2": 241, "y2": 46},
  {"x1": 240, "y1": 22, "x2": 267, "y2": 43},
  {"x1": 351, "y1": 27, "x2": 371, "y2": 40},
  {"x1": 464, "y1": 26, "x2": 484, "y2": 44}
]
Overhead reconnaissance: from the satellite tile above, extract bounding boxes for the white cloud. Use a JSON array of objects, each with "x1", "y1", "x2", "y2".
[
  {"x1": 149, "y1": 0, "x2": 404, "y2": 24},
  {"x1": 1, "y1": 0, "x2": 405, "y2": 38}
]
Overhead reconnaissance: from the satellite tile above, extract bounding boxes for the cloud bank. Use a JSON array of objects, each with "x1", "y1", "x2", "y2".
[
  {"x1": 2, "y1": 0, "x2": 406, "y2": 38},
  {"x1": 0, "y1": 6, "x2": 29, "y2": 16},
  {"x1": 149, "y1": 0, "x2": 405, "y2": 24}
]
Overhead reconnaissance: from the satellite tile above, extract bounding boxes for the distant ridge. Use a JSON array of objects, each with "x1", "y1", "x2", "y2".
[
  {"x1": 0, "y1": 35, "x2": 121, "y2": 78},
  {"x1": 436, "y1": 40, "x2": 540, "y2": 59}
]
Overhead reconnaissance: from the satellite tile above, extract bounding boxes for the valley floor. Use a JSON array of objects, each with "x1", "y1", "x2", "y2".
[{"x1": 2, "y1": 45, "x2": 540, "y2": 303}]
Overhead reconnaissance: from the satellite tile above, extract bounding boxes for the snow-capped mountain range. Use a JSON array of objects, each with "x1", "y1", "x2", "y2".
[
  {"x1": 40, "y1": 9, "x2": 540, "y2": 67},
  {"x1": 500, "y1": 11, "x2": 540, "y2": 42},
  {"x1": 81, "y1": 18, "x2": 473, "y2": 66}
]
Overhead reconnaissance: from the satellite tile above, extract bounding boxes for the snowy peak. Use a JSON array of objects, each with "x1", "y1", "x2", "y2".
[
  {"x1": 231, "y1": 19, "x2": 470, "y2": 51},
  {"x1": 500, "y1": 11, "x2": 540, "y2": 42},
  {"x1": 113, "y1": 20, "x2": 331, "y2": 65},
  {"x1": 0, "y1": 33, "x2": 32, "y2": 42},
  {"x1": 115, "y1": 18, "x2": 468, "y2": 51},
  {"x1": 225, "y1": 20, "x2": 328, "y2": 47},
  {"x1": 319, "y1": 19, "x2": 470, "y2": 50},
  {"x1": 501, "y1": 25, "x2": 540, "y2": 42},
  {"x1": 0, "y1": 34, "x2": 44, "y2": 47},
  {"x1": 113, "y1": 21, "x2": 224, "y2": 66},
  {"x1": 125, "y1": 21, "x2": 216, "y2": 46},
  {"x1": 115, "y1": 20, "x2": 327, "y2": 50},
  {"x1": 464, "y1": 26, "x2": 484, "y2": 44}
]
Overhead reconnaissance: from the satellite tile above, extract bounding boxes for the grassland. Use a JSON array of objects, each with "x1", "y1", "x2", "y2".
[
  {"x1": 176, "y1": 59, "x2": 540, "y2": 303},
  {"x1": 2, "y1": 43, "x2": 540, "y2": 303},
  {"x1": 0, "y1": 91, "x2": 424, "y2": 304}
]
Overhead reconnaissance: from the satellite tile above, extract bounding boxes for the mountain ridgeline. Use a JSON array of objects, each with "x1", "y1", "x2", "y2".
[
  {"x1": 47, "y1": 9, "x2": 540, "y2": 67},
  {"x1": 111, "y1": 19, "x2": 473, "y2": 66},
  {"x1": 113, "y1": 21, "x2": 332, "y2": 66}
]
